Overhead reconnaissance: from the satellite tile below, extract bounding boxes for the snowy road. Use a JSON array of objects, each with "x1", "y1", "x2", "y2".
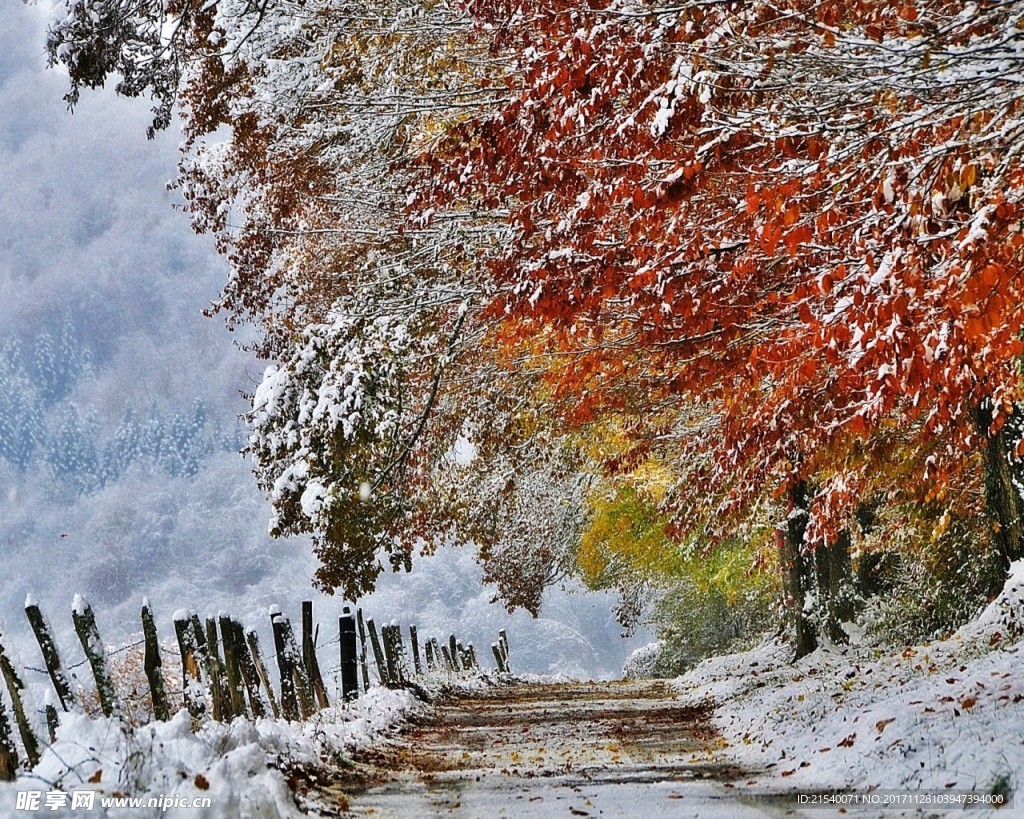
[{"x1": 317, "y1": 680, "x2": 772, "y2": 817}]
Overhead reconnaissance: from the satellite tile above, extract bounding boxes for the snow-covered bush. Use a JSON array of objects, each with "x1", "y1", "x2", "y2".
[
  {"x1": 622, "y1": 641, "x2": 662, "y2": 679},
  {"x1": 648, "y1": 575, "x2": 776, "y2": 676},
  {"x1": 859, "y1": 520, "x2": 1005, "y2": 646}
]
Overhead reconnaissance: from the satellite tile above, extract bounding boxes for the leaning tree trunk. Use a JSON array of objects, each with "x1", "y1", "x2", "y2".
[
  {"x1": 975, "y1": 402, "x2": 1024, "y2": 571},
  {"x1": 779, "y1": 479, "x2": 817, "y2": 659}
]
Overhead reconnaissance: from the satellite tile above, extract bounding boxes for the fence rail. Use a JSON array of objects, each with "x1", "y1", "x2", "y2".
[{"x1": 0, "y1": 594, "x2": 512, "y2": 781}]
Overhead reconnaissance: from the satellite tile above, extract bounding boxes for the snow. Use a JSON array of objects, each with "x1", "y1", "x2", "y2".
[
  {"x1": 0, "y1": 688, "x2": 423, "y2": 818},
  {"x1": 671, "y1": 560, "x2": 1024, "y2": 812},
  {"x1": 24, "y1": 594, "x2": 37, "y2": 609}
]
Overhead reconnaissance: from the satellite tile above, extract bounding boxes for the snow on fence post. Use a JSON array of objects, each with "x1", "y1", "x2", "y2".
[
  {"x1": 456, "y1": 641, "x2": 470, "y2": 673},
  {"x1": 270, "y1": 608, "x2": 299, "y2": 720},
  {"x1": 218, "y1": 613, "x2": 247, "y2": 719},
  {"x1": 71, "y1": 595, "x2": 119, "y2": 718},
  {"x1": 448, "y1": 635, "x2": 461, "y2": 672},
  {"x1": 0, "y1": 627, "x2": 40, "y2": 767},
  {"x1": 466, "y1": 643, "x2": 478, "y2": 671},
  {"x1": 0, "y1": 697, "x2": 16, "y2": 781},
  {"x1": 355, "y1": 609, "x2": 369, "y2": 692},
  {"x1": 24, "y1": 595, "x2": 75, "y2": 711},
  {"x1": 365, "y1": 618, "x2": 388, "y2": 686},
  {"x1": 301, "y1": 602, "x2": 329, "y2": 709},
  {"x1": 173, "y1": 609, "x2": 206, "y2": 728},
  {"x1": 246, "y1": 628, "x2": 280, "y2": 719},
  {"x1": 424, "y1": 638, "x2": 435, "y2": 672},
  {"x1": 339, "y1": 608, "x2": 358, "y2": 701},
  {"x1": 409, "y1": 626, "x2": 422, "y2": 675},
  {"x1": 231, "y1": 620, "x2": 267, "y2": 719},
  {"x1": 141, "y1": 599, "x2": 170, "y2": 722},
  {"x1": 491, "y1": 643, "x2": 507, "y2": 673},
  {"x1": 204, "y1": 618, "x2": 228, "y2": 722}
]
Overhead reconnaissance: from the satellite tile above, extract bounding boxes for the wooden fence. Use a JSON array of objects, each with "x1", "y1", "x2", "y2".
[{"x1": 0, "y1": 595, "x2": 512, "y2": 781}]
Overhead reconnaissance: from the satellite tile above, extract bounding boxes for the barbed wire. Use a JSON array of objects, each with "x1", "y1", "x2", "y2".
[{"x1": 9, "y1": 607, "x2": 497, "y2": 724}]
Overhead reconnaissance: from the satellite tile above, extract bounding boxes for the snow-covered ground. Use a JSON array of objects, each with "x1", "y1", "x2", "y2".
[
  {"x1": 672, "y1": 560, "x2": 1024, "y2": 814},
  {"x1": 0, "y1": 682, "x2": 430, "y2": 818}
]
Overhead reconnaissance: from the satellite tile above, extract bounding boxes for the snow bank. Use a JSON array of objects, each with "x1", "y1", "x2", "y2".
[
  {"x1": 672, "y1": 560, "x2": 1024, "y2": 810},
  {"x1": 0, "y1": 687, "x2": 422, "y2": 818}
]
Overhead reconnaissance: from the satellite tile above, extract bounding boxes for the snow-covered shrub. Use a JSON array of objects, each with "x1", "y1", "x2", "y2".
[
  {"x1": 859, "y1": 521, "x2": 1005, "y2": 646},
  {"x1": 648, "y1": 575, "x2": 776, "y2": 676},
  {"x1": 622, "y1": 641, "x2": 662, "y2": 679}
]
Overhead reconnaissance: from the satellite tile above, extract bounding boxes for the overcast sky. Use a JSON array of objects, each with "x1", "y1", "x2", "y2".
[{"x1": 0, "y1": 1, "x2": 253, "y2": 422}]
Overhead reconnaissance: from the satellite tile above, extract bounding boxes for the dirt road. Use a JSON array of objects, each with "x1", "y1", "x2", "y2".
[{"x1": 313, "y1": 680, "x2": 772, "y2": 818}]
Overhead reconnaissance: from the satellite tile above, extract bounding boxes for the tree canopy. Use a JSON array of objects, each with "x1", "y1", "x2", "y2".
[{"x1": 46, "y1": 0, "x2": 1024, "y2": 651}]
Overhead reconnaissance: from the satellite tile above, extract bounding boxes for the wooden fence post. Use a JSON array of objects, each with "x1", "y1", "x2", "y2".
[
  {"x1": 71, "y1": 595, "x2": 118, "y2": 718},
  {"x1": 365, "y1": 618, "x2": 387, "y2": 686},
  {"x1": 356, "y1": 609, "x2": 369, "y2": 692},
  {"x1": 381, "y1": 625, "x2": 400, "y2": 685},
  {"x1": 0, "y1": 628, "x2": 40, "y2": 768},
  {"x1": 44, "y1": 691, "x2": 59, "y2": 743},
  {"x1": 424, "y1": 638, "x2": 435, "y2": 671},
  {"x1": 339, "y1": 608, "x2": 358, "y2": 701},
  {"x1": 189, "y1": 613, "x2": 212, "y2": 713},
  {"x1": 141, "y1": 600, "x2": 170, "y2": 721},
  {"x1": 24, "y1": 596, "x2": 75, "y2": 711},
  {"x1": 173, "y1": 609, "x2": 206, "y2": 728},
  {"x1": 246, "y1": 629, "x2": 279, "y2": 719},
  {"x1": 499, "y1": 629, "x2": 510, "y2": 671},
  {"x1": 492, "y1": 642, "x2": 507, "y2": 673},
  {"x1": 409, "y1": 626, "x2": 422, "y2": 675},
  {"x1": 0, "y1": 700, "x2": 16, "y2": 781},
  {"x1": 466, "y1": 643, "x2": 478, "y2": 670},
  {"x1": 439, "y1": 643, "x2": 455, "y2": 672},
  {"x1": 270, "y1": 610, "x2": 298, "y2": 721},
  {"x1": 378, "y1": 624, "x2": 393, "y2": 685},
  {"x1": 270, "y1": 608, "x2": 314, "y2": 720},
  {"x1": 231, "y1": 620, "x2": 267, "y2": 719},
  {"x1": 301, "y1": 602, "x2": 329, "y2": 709},
  {"x1": 204, "y1": 618, "x2": 228, "y2": 722},
  {"x1": 449, "y1": 635, "x2": 461, "y2": 672},
  {"x1": 218, "y1": 614, "x2": 247, "y2": 719},
  {"x1": 281, "y1": 616, "x2": 315, "y2": 718}
]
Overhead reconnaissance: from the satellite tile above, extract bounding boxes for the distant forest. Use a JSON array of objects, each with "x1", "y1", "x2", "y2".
[{"x1": 0, "y1": 321, "x2": 242, "y2": 494}]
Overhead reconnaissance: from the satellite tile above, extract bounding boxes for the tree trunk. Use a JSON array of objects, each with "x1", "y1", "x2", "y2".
[
  {"x1": 976, "y1": 402, "x2": 1024, "y2": 570},
  {"x1": 814, "y1": 531, "x2": 853, "y2": 645},
  {"x1": 779, "y1": 479, "x2": 817, "y2": 659}
]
